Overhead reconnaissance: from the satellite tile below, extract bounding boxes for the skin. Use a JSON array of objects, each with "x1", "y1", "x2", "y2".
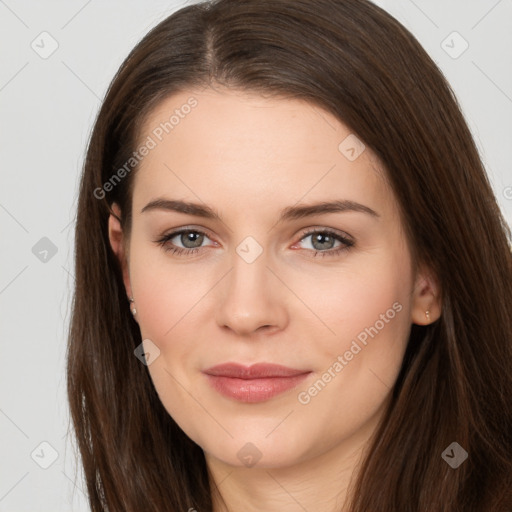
[{"x1": 109, "y1": 87, "x2": 441, "y2": 512}]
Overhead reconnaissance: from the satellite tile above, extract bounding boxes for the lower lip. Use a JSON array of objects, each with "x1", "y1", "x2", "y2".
[{"x1": 204, "y1": 373, "x2": 311, "y2": 403}]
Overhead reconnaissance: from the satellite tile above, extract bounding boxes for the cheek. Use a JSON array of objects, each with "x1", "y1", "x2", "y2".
[
  {"x1": 128, "y1": 241, "x2": 211, "y2": 438},
  {"x1": 128, "y1": 238, "x2": 214, "y2": 340},
  {"x1": 320, "y1": 251, "x2": 412, "y2": 343},
  {"x1": 310, "y1": 246, "x2": 413, "y2": 396},
  {"x1": 289, "y1": 262, "x2": 412, "y2": 451}
]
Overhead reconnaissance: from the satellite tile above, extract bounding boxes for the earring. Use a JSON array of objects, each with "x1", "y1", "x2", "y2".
[
  {"x1": 129, "y1": 297, "x2": 136, "y2": 316},
  {"x1": 425, "y1": 310, "x2": 431, "y2": 322}
]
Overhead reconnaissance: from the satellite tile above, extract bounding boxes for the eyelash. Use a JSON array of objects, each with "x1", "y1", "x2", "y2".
[{"x1": 155, "y1": 227, "x2": 355, "y2": 258}]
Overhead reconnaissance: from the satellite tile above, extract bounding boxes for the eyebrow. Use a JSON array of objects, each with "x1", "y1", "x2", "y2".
[{"x1": 140, "y1": 198, "x2": 379, "y2": 222}]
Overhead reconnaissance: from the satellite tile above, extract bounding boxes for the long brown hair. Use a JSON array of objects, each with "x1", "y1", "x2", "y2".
[{"x1": 66, "y1": 0, "x2": 512, "y2": 510}]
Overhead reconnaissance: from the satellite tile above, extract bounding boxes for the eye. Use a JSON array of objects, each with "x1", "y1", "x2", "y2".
[
  {"x1": 155, "y1": 228, "x2": 215, "y2": 256},
  {"x1": 294, "y1": 228, "x2": 354, "y2": 258}
]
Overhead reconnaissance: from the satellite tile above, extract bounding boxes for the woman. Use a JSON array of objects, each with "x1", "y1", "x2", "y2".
[{"x1": 66, "y1": 0, "x2": 512, "y2": 510}]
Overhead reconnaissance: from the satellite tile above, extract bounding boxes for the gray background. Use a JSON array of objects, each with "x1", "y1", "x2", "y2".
[{"x1": 1, "y1": 1, "x2": 511, "y2": 510}]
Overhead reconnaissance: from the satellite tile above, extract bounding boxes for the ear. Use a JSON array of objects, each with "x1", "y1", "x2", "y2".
[
  {"x1": 410, "y1": 265, "x2": 442, "y2": 325},
  {"x1": 108, "y1": 203, "x2": 132, "y2": 299}
]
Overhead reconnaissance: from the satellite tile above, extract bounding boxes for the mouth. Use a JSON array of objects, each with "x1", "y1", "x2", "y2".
[{"x1": 202, "y1": 362, "x2": 312, "y2": 403}]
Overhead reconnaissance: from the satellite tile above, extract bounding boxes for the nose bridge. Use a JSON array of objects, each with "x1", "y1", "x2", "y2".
[{"x1": 215, "y1": 235, "x2": 287, "y2": 334}]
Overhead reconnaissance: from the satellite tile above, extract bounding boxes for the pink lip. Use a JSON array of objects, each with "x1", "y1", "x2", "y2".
[{"x1": 203, "y1": 363, "x2": 311, "y2": 403}]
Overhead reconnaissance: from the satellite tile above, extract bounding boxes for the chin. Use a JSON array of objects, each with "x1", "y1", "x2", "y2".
[{"x1": 198, "y1": 428, "x2": 313, "y2": 470}]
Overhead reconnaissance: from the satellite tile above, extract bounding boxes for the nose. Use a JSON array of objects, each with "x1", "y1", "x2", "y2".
[{"x1": 215, "y1": 247, "x2": 288, "y2": 337}]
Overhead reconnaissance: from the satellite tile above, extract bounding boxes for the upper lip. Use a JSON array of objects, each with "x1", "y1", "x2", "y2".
[{"x1": 203, "y1": 362, "x2": 310, "y2": 379}]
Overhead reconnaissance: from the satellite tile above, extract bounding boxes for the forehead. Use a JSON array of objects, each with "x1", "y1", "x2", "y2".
[{"x1": 133, "y1": 88, "x2": 395, "y2": 221}]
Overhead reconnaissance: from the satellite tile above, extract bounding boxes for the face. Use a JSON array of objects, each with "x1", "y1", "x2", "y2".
[{"x1": 110, "y1": 87, "x2": 436, "y2": 470}]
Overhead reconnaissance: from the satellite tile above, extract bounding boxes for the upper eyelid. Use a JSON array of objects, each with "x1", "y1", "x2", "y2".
[{"x1": 164, "y1": 226, "x2": 215, "y2": 242}]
